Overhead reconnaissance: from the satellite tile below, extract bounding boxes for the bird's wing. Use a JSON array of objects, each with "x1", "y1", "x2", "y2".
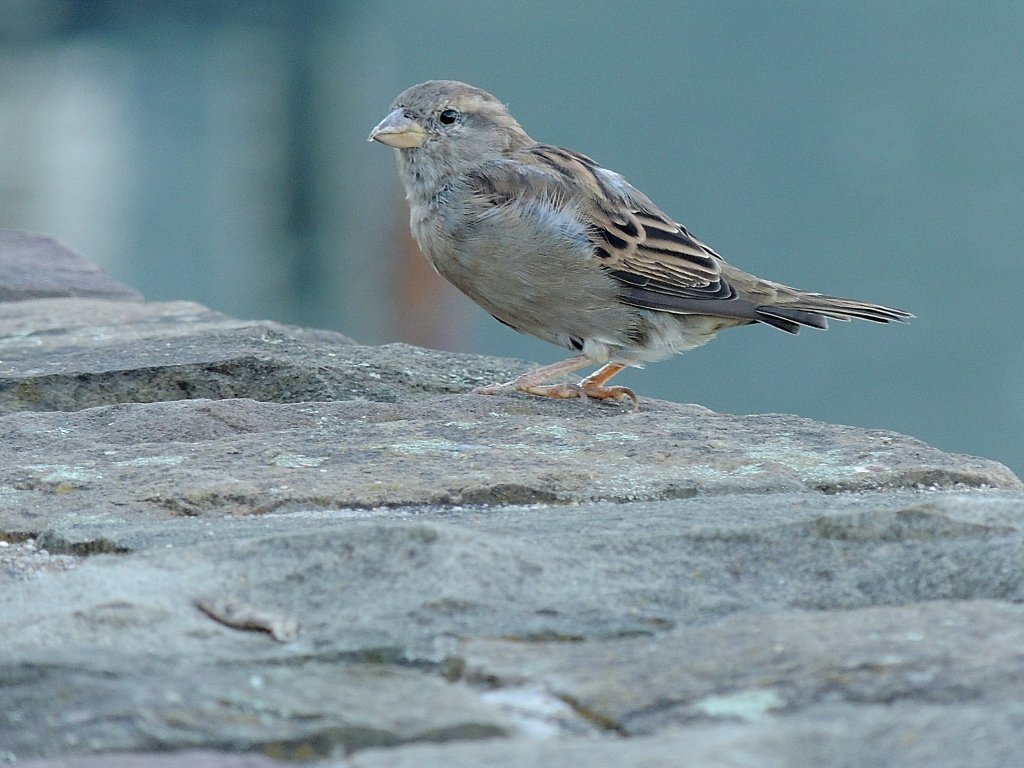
[
  {"x1": 517, "y1": 145, "x2": 737, "y2": 304},
  {"x1": 457, "y1": 146, "x2": 909, "y2": 333}
]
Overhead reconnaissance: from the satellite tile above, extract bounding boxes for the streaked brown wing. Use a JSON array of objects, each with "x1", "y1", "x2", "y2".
[{"x1": 522, "y1": 145, "x2": 736, "y2": 304}]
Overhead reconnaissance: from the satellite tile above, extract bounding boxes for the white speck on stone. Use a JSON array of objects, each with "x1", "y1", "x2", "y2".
[
  {"x1": 273, "y1": 454, "x2": 328, "y2": 468},
  {"x1": 523, "y1": 424, "x2": 572, "y2": 439},
  {"x1": 115, "y1": 455, "x2": 187, "y2": 467},
  {"x1": 876, "y1": 654, "x2": 906, "y2": 666},
  {"x1": 24, "y1": 465, "x2": 103, "y2": 483},
  {"x1": 480, "y1": 685, "x2": 584, "y2": 738},
  {"x1": 684, "y1": 463, "x2": 765, "y2": 479},
  {"x1": 743, "y1": 445, "x2": 889, "y2": 483},
  {"x1": 390, "y1": 439, "x2": 486, "y2": 455},
  {"x1": 593, "y1": 431, "x2": 640, "y2": 442},
  {"x1": 693, "y1": 689, "x2": 784, "y2": 721}
]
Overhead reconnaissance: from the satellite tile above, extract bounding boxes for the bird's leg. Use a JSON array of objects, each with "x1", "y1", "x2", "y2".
[
  {"x1": 474, "y1": 356, "x2": 639, "y2": 409},
  {"x1": 578, "y1": 363, "x2": 639, "y2": 409},
  {"x1": 473, "y1": 355, "x2": 593, "y2": 401}
]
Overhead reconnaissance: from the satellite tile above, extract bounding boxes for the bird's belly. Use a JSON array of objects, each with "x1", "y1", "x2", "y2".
[
  {"x1": 429, "y1": 238, "x2": 637, "y2": 357},
  {"x1": 626, "y1": 310, "x2": 745, "y2": 363}
]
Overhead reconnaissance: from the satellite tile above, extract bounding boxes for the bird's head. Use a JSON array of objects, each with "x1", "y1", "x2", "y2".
[{"x1": 369, "y1": 80, "x2": 533, "y2": 192}]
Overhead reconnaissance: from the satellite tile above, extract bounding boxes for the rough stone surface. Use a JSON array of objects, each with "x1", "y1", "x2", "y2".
[
  {"x1": 18, "y1": 755, "x2": 279, "y2": 768},
  {"x1": 346, "y1": 702, "x2": 1024, "y2": 768},
  {"x1": 0, "y1": 298, "x2": 534, "y2": 413},
  {"x1": 2, "y1": 248, "x2": 1023, "y2": 767},
  {"x1": 0, "y1": 395, "x2": 1017, "y2": 541},
  {"x1": 0, "y1": 230, "x2": 142, "y2": 302}
]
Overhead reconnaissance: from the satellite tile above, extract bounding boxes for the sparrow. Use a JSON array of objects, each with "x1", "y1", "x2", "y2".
[{"x1": 369, "y1": 80, "x2": 911, "y2": 408}]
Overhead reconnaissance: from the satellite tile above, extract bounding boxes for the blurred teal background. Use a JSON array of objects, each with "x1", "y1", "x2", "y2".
[{"x1": 1, "y1": 1, "x2": 1021, "y2": 475}]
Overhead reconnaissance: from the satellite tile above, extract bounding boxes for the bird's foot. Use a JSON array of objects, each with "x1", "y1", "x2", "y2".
[
  {"x1": 472, "y1": 357, "x2": 638, "y2": 409},
  {"x1": 473, "y1": 355, "x2": 591, "y2": 400},
  {"x1": 473, "y1": 372, "x2": 638, "y2": 410},
  {"x1": 474, "y1": 380, "x2": 636, "y2": 408},
  {"x1": 472, "y1": 380, "x2": 586, "y2": 402},
  {"x1": 577, "y1": 362, "x2": 639, "y2": 409},
  {"x1": 579, "y1": 381, "x2": 639, "y2": 410}
]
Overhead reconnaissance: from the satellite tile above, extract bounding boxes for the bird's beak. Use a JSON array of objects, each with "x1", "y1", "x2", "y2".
[{"x1": 368, "y1": 108, "x2": 428, "y2": 148}]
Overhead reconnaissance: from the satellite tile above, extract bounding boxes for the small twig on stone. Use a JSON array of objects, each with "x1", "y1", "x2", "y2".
[{"x1": 194, "y1": 596, "x2": 300, "y2": 643}]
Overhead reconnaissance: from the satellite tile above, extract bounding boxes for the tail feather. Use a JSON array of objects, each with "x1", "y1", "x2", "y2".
[
  {"x1": 755, "y1": 307, "x2": 830, "y2": 333},
  {"x1": 755, "y1": 294, "x2": 913, "y2": 334}
]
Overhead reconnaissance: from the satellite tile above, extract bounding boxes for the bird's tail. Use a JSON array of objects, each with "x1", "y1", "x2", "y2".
[{"x1": 754, "y1": 292, "x2": 913, "y2": 334}]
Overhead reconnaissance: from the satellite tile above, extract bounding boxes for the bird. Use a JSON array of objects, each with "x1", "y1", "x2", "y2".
[{"x1": 369, "y1": 80, "x2": 911, "y2": 408}]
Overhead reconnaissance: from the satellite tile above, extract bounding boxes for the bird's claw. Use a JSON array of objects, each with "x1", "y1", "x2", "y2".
[{"x1": 582, "y1": 384, "x2": 639, "y2": 410}]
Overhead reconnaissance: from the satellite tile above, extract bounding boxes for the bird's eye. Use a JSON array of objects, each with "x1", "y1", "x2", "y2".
[{"x1": 438, "y1": 109, "x2": 459, "y2": 125}]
